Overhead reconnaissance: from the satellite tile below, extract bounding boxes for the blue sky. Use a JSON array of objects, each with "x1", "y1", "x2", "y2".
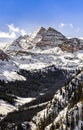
[{"x1": 0, "y1": 0, "x2": 83, "y2": 42}]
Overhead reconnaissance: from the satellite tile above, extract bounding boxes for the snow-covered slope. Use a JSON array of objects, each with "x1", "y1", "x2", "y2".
[
  {"x1": 0, "y1": 46, "x2": 83, "y2": 82},
  {"x1": 34, "y1": 70, "x2": 83, "y2": 130},
  {"x1": 6, "y1": 35, "x2": 30, "y2": 52}
]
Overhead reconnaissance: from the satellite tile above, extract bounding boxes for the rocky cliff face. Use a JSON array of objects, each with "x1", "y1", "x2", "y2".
[
  {"x1": 0, "y1": 49, "x2": 9, "y2": 61},
  {"x1": 60, "y1": 38, "x2": 83, "y2": 52},
  {"x1": 29, "y1": 27, "x2": 67, "y2": 49}
]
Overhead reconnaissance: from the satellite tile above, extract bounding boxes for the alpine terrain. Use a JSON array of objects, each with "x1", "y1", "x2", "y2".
[{"x1": 0, "y1": 27, "x2": 83, "y2": 130}]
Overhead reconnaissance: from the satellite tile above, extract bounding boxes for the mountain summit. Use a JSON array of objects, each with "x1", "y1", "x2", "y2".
[
  {"x1": 6, "y1": 27, "x2": 83, "y2": 53},
  {"x1": 6, "y1": 27, "x2": 66, "y2": 52},
  {"x1": 29, "y1": 27, "x2": 67, "y2": 48}
]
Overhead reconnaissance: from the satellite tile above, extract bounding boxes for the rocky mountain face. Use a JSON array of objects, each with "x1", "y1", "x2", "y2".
[
  {"x1": 6, "y1": 27, "x2": 83, "y2": 53},
  {"x1": 28, "y1": 27, "x2": 67, "y2": 49},
  {"x1": 6, "y1": 35, "x2": 29, "y2": 52},
  {"x1": 60, "y1": 38, "x2": 83, "y2": 52},
  {"x1": 0, "y1": 27, "x2": 83, "y2": 130},
  {"x1": 0, "y1": 49, "x2": 9, "y2": 61},
  {"x1": 5, "y1": 27, "x2": 67, "y2": 53}
]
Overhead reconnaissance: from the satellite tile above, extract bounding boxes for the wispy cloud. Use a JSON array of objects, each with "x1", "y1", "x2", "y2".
[
  {"x1": 75, "y1": 27, "x2": 80, "y2": 33},
  {"x1": 8, "y1": 24, "x2": 20, "y2": 33},
  {"x1": 59, "y1": 23, "x2": 65, "y2": 28},
  {"x1": 20, "y1": 29, "x2": 27, "y2": 35},
  {"x1": 0, "y1": 31, "x2": 16, "y2": 38},
  {"x1": 58, "y1": 22, "x2": 81, "y2": 38},
  {"x1": 59, "y1": 23, "x2": 74, "y2": 29},
  {"x1": 0, "y1": 24, "x2": 27, "y2": 39},
  {"x1": 79, "y1": 37, "x2": 83, "y2": 40}
]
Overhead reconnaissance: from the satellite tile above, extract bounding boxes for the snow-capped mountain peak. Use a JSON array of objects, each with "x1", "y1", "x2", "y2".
[{"x1": 5, "y1": 27, "x2": 83, "y2": 53}]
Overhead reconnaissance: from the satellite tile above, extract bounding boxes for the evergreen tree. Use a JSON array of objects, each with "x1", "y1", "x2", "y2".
[
  {"x1": 76, "y1": 111, "x2": 79, "y2": 126},
  {"x1": 60, "y1": 88, "x2": 62, "y2": 95},
  {"x1": 65, "y1": 125, "x2": 68, "y2": 130},
  {"x1": 81, "y1": 105, "x2": 83, "y2": 121},
  {"x1": 17, "y1": 123, "x2": 24, "y2": 130},
  {"x1": 65, "y1": 112, "x2": 70, "y2": 127},
  {"x1": 81, "y1": 123, "x2": 83, "y2": 130},
  {"x1": 50, "y1": 123, "x2": 55, "y2": 130},
  {"x1": 71, "y1": 115, "x2": 74, "y2": 130},
  {"x1": 60, "y1": 125, "x2": 63, "y2": 130}
]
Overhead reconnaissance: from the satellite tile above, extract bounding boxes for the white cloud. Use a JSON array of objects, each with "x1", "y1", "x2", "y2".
[
  {"x1": 0, "y1": 31, "x2": 16, "y2": 38},
  {"x1": 8, "y1": 24, "x2": 27, "y2": 36},
  {"x1": 59, "y1": 23, "x2": 65, "y2": 28},
  {"x1": 20, "y1": 29, "x2": 27, "y2": 36},
  {"x1": 59, "y1": 23, "x2": 74, "y2": 29},
  {"x1": 79, "y1": 37, "x2": 83, "y2": 40},
  {"x1": 0, "y1": 24, "x2": 27, "y2": 39},
  {"x1": 58, "y1": 22, "x2": 82, "y2": 38},
  {"x1": 8, "y1": 24, "x2": 20, "y2": 33}
]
